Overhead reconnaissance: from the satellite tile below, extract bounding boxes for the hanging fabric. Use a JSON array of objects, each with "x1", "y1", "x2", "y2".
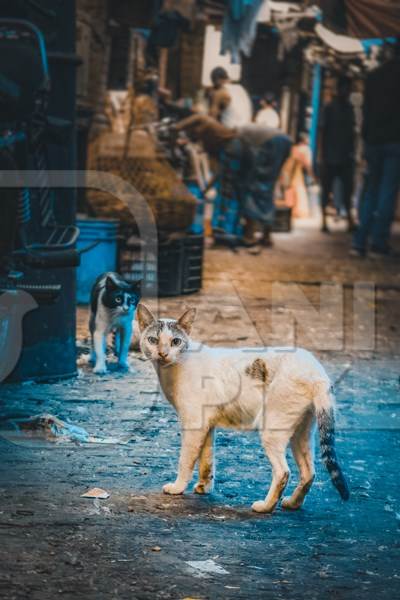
[
  {"x1": 220, "y1": 0, "x2": 264, "y2": 64},
  {"x1": 317, "y1": 0, "x2": 400, "y2": 38},
  {"x1": 346, "y1": 0, "x2": 400, "y2": 38}
]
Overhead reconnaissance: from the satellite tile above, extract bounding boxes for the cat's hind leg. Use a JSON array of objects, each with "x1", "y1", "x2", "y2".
[
  {"x1": 194, "y1": 429, "x2": 215, "y2": 494},
  {"x1": 252, "y1": 426, "x2": 292, "y2": 513},
  {"x1": 163, "y1": 428, "x2": 210, "y2": 495},
  {"x1": 282, "y1": 411, "x2": 316, "y2": 510},
  {"x1": 89, "y1": 333, "x2": 96, "y2": 365}
]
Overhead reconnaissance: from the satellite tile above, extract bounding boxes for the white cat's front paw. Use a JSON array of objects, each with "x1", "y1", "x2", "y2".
[
  {"x1": 162, "y1": 482, "x2": 185, "y2": 495},
  {"x1": 93, "y1": 364, "x2": 107, "y2": 375}
]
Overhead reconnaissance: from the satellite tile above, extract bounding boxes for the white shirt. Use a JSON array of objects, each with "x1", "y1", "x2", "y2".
[
  {"x1": 220, "y1": 83, "x2": 252, "y2": 128},
  {"x1": 255, "y1": 106, "x2": 280, "y2": 129}
]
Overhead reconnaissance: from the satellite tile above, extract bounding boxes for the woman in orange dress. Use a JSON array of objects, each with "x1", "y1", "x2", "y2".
[{"x1": 282, "y1": 133, "x2": 313, "y2": 218}]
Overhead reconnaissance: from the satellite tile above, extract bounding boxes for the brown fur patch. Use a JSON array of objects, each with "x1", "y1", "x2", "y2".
[
  {"x1": 245, "y1": 358, "x2": 268, "y2": 383},
  {"x1": 199, "y1": 461, "x2": 212, "y2": 482}
]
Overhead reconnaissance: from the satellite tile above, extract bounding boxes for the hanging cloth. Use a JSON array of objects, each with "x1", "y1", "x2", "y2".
[
  {"x1": 220, "y1": 0, "x2": 264, "y2": 64},
  {"x1": 346, "y1": 0, "x2": 400, "y2": 38},
  {"x1": 317, "y1": 0, "x2": 400, "y2": 38},
  {"x1": 148, "y1": 10, "x2": 190, "y2": 50}
]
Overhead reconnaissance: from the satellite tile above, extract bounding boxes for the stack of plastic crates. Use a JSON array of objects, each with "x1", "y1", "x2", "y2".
[{"x1": 119, "y1": 230, "x2": 203, "y2": 297}]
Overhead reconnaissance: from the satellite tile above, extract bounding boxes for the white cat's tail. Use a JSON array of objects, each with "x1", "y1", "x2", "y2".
[{"x1": 313, "y1": 382, "x2": 350, "y2": 501}]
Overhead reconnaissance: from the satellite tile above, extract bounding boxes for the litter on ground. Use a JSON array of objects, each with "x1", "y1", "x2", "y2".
[
  {"x1": 186, "y1": 560, "x2": 229, "y2": 576},
  {"x1": 81, "y1": 488, "x2": 110, "y2": 499}
]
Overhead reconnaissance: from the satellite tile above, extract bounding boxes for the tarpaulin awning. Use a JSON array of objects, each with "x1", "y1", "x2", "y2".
[
  {"x1": 318, "y1": 0, "x2": 400, "y2": 38},
  {"x1": 347, "y1": 0, "x2": 400, "y2": 38}
]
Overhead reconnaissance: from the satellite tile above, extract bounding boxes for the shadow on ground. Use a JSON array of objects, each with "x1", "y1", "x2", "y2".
[{"x1": 1, "y1": 225, "x2": 399, "y2": 599}]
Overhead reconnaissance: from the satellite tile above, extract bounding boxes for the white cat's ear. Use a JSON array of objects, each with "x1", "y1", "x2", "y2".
[
  {"x1": 137, "y1": 303, "x2": 156, "y2": 331},
  {"x1": 177, "y1": 307, "x2": 196, "y2": 334}
]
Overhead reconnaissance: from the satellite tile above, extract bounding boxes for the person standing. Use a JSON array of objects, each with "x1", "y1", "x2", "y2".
[
  {"x1": 209, "y1": 66, "x2": 252, "y2": 128},
  {"x1": 352, "y1": 40, "x2": 400, "y2": 257},
  {"x1": 320, "y1": 77, "x2": 356, "y2": 232},
  {"x1": 281, "y1": 132, "x2": 313, "y2": 219},
  {"x1": 255, "y1": 92, "x2": 281, "y2": 129}
]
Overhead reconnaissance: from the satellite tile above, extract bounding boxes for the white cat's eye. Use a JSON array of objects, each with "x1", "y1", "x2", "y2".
[
  {"x1": 116, "y1": 297, "x2": 122, "y2": 304},
  {"x1": 171, "y1": 338, "x2": 182, "y2": 346},
  {"x1": 147, "y1": 336, "x2": 158, "y2": 345}
]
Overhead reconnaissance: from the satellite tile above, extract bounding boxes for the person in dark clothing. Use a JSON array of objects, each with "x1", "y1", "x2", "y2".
[
  {"x1": 352, "y1": 40, "x2": 400, "y2": 257},
  {"x1": 320, "y1": 77, "x2": 356, "y2": 233}
]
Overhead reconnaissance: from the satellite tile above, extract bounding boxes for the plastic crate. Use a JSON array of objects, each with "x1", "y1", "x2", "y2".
[{"x1": 120, "y1": 233, "x2": 204, "y2": 297}]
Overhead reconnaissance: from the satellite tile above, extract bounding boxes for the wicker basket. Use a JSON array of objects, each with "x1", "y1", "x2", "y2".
[{"x1": 87, "y1": 128, "x2": 196, "y2": 232}]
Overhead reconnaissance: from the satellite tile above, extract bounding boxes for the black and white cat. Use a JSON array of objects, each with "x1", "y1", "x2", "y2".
[{"x1": 89, "y1": 272, "x2": 141, "y2": 374}]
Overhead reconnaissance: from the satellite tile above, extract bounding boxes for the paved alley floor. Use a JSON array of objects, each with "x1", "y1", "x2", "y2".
[{"x1": 1, "y1": 221, "x2": 399, "y2": 599}]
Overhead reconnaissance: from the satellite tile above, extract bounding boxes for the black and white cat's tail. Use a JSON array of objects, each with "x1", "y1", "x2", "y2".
[{"x1": 314, "y1": 383, "x2": 350, "y2": 501}]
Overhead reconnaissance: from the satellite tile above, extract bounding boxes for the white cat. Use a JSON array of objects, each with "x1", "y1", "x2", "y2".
[{"x1": 137, "y1": 304, "x2": 349, "y2": 513}]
